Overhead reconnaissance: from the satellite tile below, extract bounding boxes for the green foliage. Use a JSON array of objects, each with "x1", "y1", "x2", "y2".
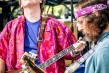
[{"x1": 53, "y1": 5, "x2": 63, "y2": 17}]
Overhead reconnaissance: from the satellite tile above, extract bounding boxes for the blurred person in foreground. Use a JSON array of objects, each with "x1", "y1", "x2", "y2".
[
  {"x1": 74, "y1": 0, "x2": 109, "y2": 73},
  {"x1": 0, "y1": 0, "x2": 86, "y2": 73}
]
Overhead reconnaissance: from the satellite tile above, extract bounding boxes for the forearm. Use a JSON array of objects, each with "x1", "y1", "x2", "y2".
[{"x1": 0, "y1": 58, "x2": 5, "y2": 73}]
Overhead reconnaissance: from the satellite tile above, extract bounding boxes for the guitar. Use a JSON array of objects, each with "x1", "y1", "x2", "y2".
[
  {"x1": 21, "y1": 44, "x2": 76, "y2": 73},
  {"x1": 6, "y1": 44, "x2": 76, "y2": 73}
]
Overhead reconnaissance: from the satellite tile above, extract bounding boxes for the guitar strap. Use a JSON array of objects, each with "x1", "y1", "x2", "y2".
[
  {"x1": 6, "y1": 16, "x2": 48, "y2": 73},
  {"x1": 65, "y1": 34, "x2": 109, "y2": 73},
  {"x1": 77, "y1": 34, "x2": 109, "y2": 64},
  {"x1": 37, "y1": 16, "x2": 48, "y2": 54}
]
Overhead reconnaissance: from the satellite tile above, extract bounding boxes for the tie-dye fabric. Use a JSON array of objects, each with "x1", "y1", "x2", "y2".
[{"x1": 0, "y1": 15, "x2": 78, "y2": 73}]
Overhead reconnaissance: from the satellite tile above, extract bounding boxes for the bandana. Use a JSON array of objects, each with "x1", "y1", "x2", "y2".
[{"x1": 74, "y1": 4, "x2": 107, "y2": 18}]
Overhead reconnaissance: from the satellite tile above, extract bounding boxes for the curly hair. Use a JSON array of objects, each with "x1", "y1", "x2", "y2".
[{"x1": 76, "y1": 0, "x2": 109, "y2": 41}]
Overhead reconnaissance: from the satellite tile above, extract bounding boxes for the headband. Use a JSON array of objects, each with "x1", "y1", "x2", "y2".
[{"x1": 74, "y1": 4, "x2": 108, "y2": 18}]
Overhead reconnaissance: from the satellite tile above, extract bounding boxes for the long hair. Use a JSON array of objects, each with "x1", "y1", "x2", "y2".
[
  {"x1": 41, "y1": 0, "x2": 46, "y2": 12},
  {"x1": 76, "y1": 0, "x2": 109, "y2": 41}
]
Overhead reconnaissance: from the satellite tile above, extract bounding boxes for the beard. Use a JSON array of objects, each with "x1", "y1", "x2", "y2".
[
  {"x1": 82, "y1": 32, "x2": 93, "y2": 43},
  {"x1": 84, "y1": 35, "x2": 92, "y2": 42},
  {"x1": 78, "y1": 31, "x2": 96, "y2": 43},
  {"x1": 83, "y1": 32, "x2": 98, "y2": 44}
]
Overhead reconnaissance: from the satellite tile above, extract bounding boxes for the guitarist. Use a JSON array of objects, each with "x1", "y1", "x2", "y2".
[{"x1": 0, "y1": 0, "x2": 86, "y2": 73}]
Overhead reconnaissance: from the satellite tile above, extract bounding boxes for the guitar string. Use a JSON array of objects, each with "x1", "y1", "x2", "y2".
[{"x1": 39, "y1": 44, "x2": 74, "y2": 69}]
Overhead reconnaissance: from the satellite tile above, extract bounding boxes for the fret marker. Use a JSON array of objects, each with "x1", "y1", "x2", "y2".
[
  {"x1": 59, "y1": 54, "x2": 62, "y2": 57},
  {"x1": 52, "y1": 58, "x2": 55, "y2": 60}
]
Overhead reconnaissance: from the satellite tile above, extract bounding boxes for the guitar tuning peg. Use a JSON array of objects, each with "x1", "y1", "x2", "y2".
[
  {"x1": 21, "y1": 63, "x2": 32, "y2": 73},
  {"x1": 28, "y1": 52, "x2": 37, "y2": 62},
  {"x1": 22, "y1": 64, "x2": 28, "y2": 69},
  {"x1": 24, "y1": 71, "x2": 32, "y2": 73},
  {"x1": 29, "y1": 52, "x2": 37, "y2": 57},
  {"x1": 20, "y1": 70, "x2": 32, "y2": 73}
]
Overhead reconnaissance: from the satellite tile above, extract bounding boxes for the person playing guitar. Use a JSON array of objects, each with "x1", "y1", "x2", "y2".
[{"x1": 0, "y1": 0, "x2": 86, "y2": 73}]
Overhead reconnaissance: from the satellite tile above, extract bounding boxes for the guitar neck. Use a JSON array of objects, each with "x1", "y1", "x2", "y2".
[
  {"x1": 6, "y1": 44, "x2": 75, "y2": 73},
  {"x1": 39, "y1": 44, "x2": 75, "y2": 69}
]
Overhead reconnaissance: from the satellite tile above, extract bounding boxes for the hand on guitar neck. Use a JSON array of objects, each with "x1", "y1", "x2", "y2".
[{"x1": 72, "y1": 37, "x2": 86, "y2": 56}]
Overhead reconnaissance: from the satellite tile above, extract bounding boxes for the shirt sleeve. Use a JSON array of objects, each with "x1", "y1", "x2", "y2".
[
  {"x1": 0, "y1": 23, "x2": 10, "y2": 61},
  {"x1": 52, "y1": 18, "x2": 80, "y2": 60}
]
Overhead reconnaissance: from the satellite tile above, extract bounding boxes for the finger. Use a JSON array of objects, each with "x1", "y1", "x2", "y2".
[
  {"x1": 74, "y1": 44, "x2": 86, "y2": 52},
  {"x1": 78, "y1": 41, "x2": 86, "y2": 45}
]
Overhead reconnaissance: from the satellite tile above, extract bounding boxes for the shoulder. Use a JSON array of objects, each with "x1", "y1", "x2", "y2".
[
  {"x1": 96, "y1": 37, "x2": 109, "y2": 51},
  {"x1": 5, "y1": 15, "x2": 25, "y2": 28},
  {"x1": 94, "y1": 38, "x2": 109, "y2": 59},
  {"x1": 46, "y1": 17, "x2": 61, "y2": 24},
  {"x1": 7, "y1": 15, "x2": 25, "y2": 24},
  {"x1": 1, "y1": 15, "x2": 25, "y2": 34},
  {"x1": 46, "y1": 16, "x2": 68, "y2": 29}
]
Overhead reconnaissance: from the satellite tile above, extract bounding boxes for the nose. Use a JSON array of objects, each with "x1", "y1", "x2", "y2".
[{"x1": 76, "y1": 23, "x2": 83, "y2": 32}]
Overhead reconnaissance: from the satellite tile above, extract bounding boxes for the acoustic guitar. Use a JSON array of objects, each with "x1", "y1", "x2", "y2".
[{"x1": 6, "y1": 44, "x2": 76, "y2": 73}]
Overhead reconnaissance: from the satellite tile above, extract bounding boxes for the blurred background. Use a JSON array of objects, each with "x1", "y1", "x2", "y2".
[{"x1": 0, "y1": 0, "x2": 79, "y2": 37}]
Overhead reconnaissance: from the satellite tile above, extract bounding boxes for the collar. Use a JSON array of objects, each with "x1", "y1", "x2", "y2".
[{"x1": 98, "y1": 32, "x2": 109, "y2": 42}]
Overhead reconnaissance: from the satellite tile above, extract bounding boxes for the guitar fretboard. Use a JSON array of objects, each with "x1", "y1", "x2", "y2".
[{"x1": 38, "y1": 44, "x2": 75, "y2": 69}]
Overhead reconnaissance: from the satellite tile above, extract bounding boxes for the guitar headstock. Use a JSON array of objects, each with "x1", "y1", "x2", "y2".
[
  {"x1": 21, "y1": 52, "x2": 37, "y2": 63},
  {"x1": 20, "y1": 52, "x2": 45, "y2": 73}
]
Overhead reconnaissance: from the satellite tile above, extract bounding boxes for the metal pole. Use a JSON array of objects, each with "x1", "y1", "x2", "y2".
[{"x1": 71, "y1": 0, "x2": 74, "y2": 32}]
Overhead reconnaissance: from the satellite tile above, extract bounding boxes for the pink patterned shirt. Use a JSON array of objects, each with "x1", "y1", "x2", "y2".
[{"x1": 0, "y1": 15, "x2": 78, "y2": 73}]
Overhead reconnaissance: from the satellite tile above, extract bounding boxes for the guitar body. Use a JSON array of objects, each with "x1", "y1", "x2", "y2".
[{"x1": 21, "y1": 53, "x2": 45, "y2": 73}]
